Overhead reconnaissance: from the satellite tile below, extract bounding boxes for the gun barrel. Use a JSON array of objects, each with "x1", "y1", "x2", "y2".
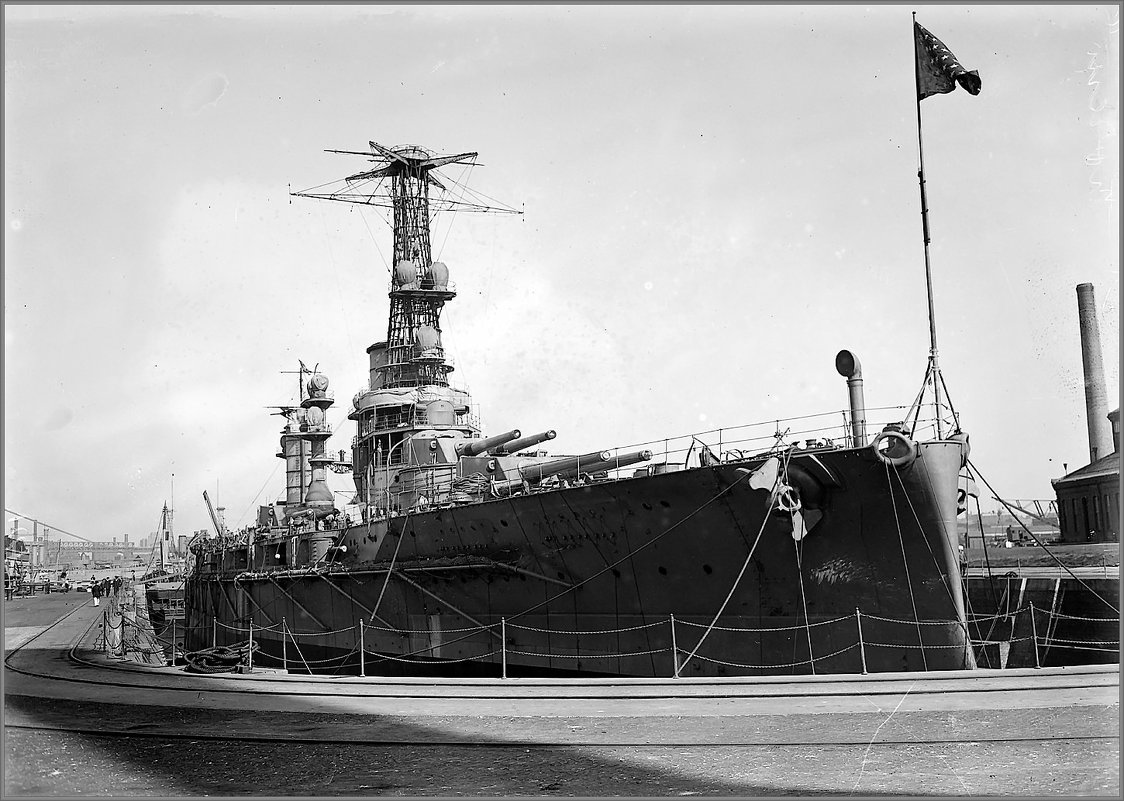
[
  {"x1": 457, "y1": 429, "x2": 522, "y2": 457},
  {"x1": 582, "y1": 449, "x2": 653, "y2": 474},
  {"x1": 492, "y1": 429, "x2": 557, "y2": 455},
  {"x1": 520, "y1": 450, "x2": 612, "y2": 482}
]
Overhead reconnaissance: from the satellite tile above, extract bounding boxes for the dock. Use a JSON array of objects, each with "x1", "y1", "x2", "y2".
[{"x1": 3, "y1": 590, "x2": 1119, "y2": 796}]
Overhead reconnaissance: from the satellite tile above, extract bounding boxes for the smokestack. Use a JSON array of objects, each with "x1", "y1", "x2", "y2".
[
  {"x1": 835, "y1": 350, "x2": 867, "y2": 446},
  {"x1": 1077, "y1": 284, "x2": 1113, "y2": 463}
]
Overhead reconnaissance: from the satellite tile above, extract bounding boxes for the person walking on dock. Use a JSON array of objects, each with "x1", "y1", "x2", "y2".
[{"x1": 91, "y1": 576, "x2": 102, "y2": 607}]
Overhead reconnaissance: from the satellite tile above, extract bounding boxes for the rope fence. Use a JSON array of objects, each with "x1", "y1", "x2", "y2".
[{"x1": 113, "y1": 602, "x2": 1116, "y2": 677}]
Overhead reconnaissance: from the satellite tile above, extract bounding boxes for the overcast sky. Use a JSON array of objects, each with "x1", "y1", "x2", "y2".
[{"x1": 5, "y1": 4, "x2": 1119, "y2": 546}]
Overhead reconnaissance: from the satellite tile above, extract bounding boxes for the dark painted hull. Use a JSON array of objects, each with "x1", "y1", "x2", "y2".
[
  {"x1": 185, "y1": 441, "x2": 972, "y2": 677},
  {"x1": 145, "y1": 582, "x2": 185, "y2": 663}
]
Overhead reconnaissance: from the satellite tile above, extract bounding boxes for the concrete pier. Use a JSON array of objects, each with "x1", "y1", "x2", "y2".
[{"x1": 4, "y1": 592, "x2": 1119, "y2": 796}]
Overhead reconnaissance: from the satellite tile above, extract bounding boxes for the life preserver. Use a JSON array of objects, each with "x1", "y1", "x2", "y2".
[{"x1": 871, "y1": 430, "x2": 917, "y2": 468}]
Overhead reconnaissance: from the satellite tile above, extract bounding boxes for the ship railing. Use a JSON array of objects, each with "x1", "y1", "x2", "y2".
[
  {"x1": 183, "y1": 604, "x2": 1119, "y2": 677},
  {"x1": 554, "y1": 404, "x2": 949, "y2": 480},
  {"x1": 354, "y1": 409, "x2": 479, "y2": 439},
  {"x1": 352, "y1": 406, "x2": 954, "y2": 517}
]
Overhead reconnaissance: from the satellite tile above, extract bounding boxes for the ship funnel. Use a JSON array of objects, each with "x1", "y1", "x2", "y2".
[
  {"x1": 457, "y1": 429, "x2": 522, "y2": 457},
  {"x1": 835, "y1": 350, "x2": 867, "y2": 446},
  {"x1": 1077, "y1": 283, "x2": 1113, "y2": 463},
  {"x1": 492, "y1": 430, "x2": 557, "y2": 455}
]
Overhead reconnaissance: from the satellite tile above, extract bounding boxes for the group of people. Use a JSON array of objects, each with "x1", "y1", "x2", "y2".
[{"x1": 89, "y1": 575, "x2": 123, "y2": 606}]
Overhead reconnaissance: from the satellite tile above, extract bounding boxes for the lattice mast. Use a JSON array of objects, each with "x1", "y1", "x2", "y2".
[{"x1": 293, "y1": 142, "x2": 488, "y2": 390}]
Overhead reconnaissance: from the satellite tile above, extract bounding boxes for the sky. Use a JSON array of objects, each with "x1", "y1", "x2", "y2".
[{"x1": 4, "y1": 4, "x2": 1119, "y2": 546}]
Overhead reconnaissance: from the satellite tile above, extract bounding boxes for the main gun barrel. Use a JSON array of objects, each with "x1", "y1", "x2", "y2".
[
  {"x1": 456, "y1": 429, "x2": 522, "y2": 457},
  {"x1": 519, "y1": 450, "x2": 611, "y2": 482},
  {"x1": 517, "y1": 449, "x2": 654, "y2": 484},
  {"x1": 492, "y1": 429, "x2": 557, "y2": 455}
]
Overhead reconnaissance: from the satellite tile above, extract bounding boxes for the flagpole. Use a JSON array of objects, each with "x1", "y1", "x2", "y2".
[{"x1": 912, "y1": 11, "x2": 944, "y2": 439}]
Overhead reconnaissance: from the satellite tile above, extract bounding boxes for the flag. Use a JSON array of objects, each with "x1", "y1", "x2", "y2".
[{"x1": 914, "y1": 22, "x2": 981, "y2": 100}]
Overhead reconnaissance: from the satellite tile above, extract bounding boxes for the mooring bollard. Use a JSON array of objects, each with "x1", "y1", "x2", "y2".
[{"x1": 856, "y1": 608, "x2": 868, "y2": 674}]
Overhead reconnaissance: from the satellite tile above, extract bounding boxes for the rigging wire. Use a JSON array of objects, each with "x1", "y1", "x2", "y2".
[
  {"x1": 368, "y1": 512, "x2": 413, "y2": 624},
  {"x1": 967, "y1": 457, "x2": 1119, "y2": 614},
  {"x1": 4, "y1": 508, "x2": 97, "y2": 545},
  {"x1": 431, "y1": 162, "x2": 479, "y2": 263},
  {"x1": 884, "y1": 461, "x2": 929, "y2": 670},
  {"x1": 370, "y1": 468, "x2": 760, "y2": 663},
  {"x1": 677, "y1": 485, "x2": 777, "y2": 674},
  {"x1": 314, "y1": 202, "x2": 359, "y2": 357}
]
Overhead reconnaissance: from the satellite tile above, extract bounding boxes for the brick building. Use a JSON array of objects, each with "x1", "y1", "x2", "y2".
[{"x1": 1051, "y1": 408, "x2": 1121, "y2": 544}]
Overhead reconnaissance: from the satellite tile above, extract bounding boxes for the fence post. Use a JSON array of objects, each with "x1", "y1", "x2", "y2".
[
  {"x1": 501, "y1": 618, "x2": 508, "y2": 679},
  {"x1": 102, "y1": 609, "x2": 107, "y2": 653},
  {"x1": 856, "y1": 608, "x2": 868, "y2": 675},
  {"x1": 359, "y1": 619, "x2": 366, "y2": 678},
  {"x1": 212, "y1": 617, "x2": 217, "y2": 649},
  {"x1": 282, "y1": 617, "x2": 288, "y2": 673},
  {"x1": 1029, "y1": 602, "x2": 1040, "y2": 669},
  {"x1": 172, "y1": 618, "x2": 177, "y2": 663},
  {"x1": 670, "y1": 614, "x2": 680, "y2": 678},
  {"x1": 248, "y1": 618, "x2": 254, "y2": 673}
]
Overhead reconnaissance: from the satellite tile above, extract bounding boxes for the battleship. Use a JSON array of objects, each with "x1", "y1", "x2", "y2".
[{"x1": 179, "y1": 140, "x2": 979, "y2": 678}]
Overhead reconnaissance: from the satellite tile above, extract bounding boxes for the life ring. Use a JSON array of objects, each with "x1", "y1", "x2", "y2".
[{"x1": 871, "y1": 430, "x2": 917, "y2": 468}]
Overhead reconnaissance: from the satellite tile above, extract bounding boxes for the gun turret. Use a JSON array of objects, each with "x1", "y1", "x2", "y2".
[
  {"x1": 492, "y1": 429, "x2": 557, "y2": 455},
  {"x1": 456, "y1": 429, "x2": 522, "y2": 457}
]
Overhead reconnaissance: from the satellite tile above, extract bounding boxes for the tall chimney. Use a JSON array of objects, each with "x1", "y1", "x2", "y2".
[{"x1": 1077, "y1": 283, "x2": 1113, "y2": 463}]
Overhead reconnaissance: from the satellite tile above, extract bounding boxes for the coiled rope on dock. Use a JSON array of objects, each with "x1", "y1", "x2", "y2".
[{"x1": 183, "y1": 641, "x2": 260, "y2": 674}]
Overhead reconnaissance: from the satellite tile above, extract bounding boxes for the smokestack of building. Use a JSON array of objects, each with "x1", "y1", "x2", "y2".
[{"x1": 1076, "y1": 283, "x2": 1114, "y2": 463}]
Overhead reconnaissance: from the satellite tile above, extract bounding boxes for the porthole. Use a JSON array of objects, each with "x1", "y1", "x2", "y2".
[
  {"x1": 703, "y1": 564, "x2": 713, "y2": 574},
  {"x1": 658, "y1": 566, "x2": 667, "y2": 575},
  {"x1": 659, "y1": 500, "x2": 670, "y2": 508}
]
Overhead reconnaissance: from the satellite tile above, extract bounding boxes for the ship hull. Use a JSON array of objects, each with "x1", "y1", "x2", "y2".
[{"x1": 185, "y1": 441, "x2": 972, "y2": 677}]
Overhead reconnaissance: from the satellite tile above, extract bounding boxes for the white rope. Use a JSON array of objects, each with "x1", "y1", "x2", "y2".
[
  {"x1": 678, "y1": 481, "x2": 778, "y2": 673},
  {"x1": 885, "y1": 461, "x2": 928, "y2": 669},
  {"x1": 675, "y1": 614, "x2": 855, "y2": 631}
]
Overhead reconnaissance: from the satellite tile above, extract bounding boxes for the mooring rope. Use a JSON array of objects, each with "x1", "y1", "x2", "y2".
[
  {"x1": 967, "y1": 457, "x2": 1119, "y2": 614},
  {"x1": 885, "y1": 461, "x2": 928, "y2": 670},
  {"x1": 677, "y1": 483, "x2": 779, "y2": 674}
]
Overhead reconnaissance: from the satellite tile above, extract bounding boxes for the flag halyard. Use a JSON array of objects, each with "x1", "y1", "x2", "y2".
[{"x1": 915, "y1": 22, "x2": 981, "y2": 100}]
